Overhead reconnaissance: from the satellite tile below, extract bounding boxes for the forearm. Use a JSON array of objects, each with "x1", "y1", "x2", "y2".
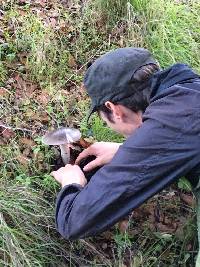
[{"x1": 56, "y1": 184, "x2": 84, "y2": 239}]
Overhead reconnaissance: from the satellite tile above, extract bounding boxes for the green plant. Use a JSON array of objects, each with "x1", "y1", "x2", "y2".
[
  {"x1": 114, "y1": 231, "x2": 132, "y2": 260},
  {"x1": 0, "y1": 62, "x2": 7, "y2": 85},
  {"x1": 130, "y1": 0, "x2": 200, "y2": 70},
  {"x1": 96, "y1": 0, "x2": 128, "y2": 25},
  {"x1": 0, "y1": 184, "x2": 80, "y2": 267},
  {"x1": 178, "y1": 177, "x2": 192, "y2": 192},
  {"x1": 1, "y1": 0, "x2": 200, "y2": 266},
  {"x1": 4, "y1": 11, "x2": 71, "y2": 91}
]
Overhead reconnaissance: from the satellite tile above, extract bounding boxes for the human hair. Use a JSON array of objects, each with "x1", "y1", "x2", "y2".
[{"x1": 97, "y1": 63, "x2": 159, "y2": 122}]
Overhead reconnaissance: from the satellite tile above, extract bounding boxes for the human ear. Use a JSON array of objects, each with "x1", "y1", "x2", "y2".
[
  {"x1": 104, "y1": 101, "x2": 114, "y2": 112},
  {"x1": 105, "y1": 101, "x2": 122, "y2": 121}
]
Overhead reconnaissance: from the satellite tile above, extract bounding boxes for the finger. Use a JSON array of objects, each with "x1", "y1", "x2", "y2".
[
  {"x1": 75, "y1": 148, "x2": 92, "y2": 164},
  {"x1": 50, "y1": 171, "x2": 60, "y2": 183},
  {"x1": 83, "y1": 158, "x2": 103, "y2": 172},
  {"x1": 50, "y1": 171, "x2": 56, "y2": 177}
]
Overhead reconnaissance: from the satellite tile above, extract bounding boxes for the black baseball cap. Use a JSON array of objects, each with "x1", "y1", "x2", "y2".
[{"x1": 84, "y1": 47, "x2": 157, "y2": 122}]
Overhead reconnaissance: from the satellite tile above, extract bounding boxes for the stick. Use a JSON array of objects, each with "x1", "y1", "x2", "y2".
[{"x1": 0, "y1": 123, "x2": 34, "y2": 134}]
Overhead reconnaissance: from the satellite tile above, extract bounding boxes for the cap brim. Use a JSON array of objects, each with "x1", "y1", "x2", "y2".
[{"x1": 86, "y1": 104, "x2": 96, "y2": 125}]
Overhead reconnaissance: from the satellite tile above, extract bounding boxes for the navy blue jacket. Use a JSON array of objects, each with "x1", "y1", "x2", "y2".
[{"x1": 56, "y1": 64, "x2": 200, "y2": 239}]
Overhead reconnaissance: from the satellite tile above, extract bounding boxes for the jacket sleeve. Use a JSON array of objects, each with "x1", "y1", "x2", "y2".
[{"x1": 55, "y1": 85, "x2": 200, "y2": 240}]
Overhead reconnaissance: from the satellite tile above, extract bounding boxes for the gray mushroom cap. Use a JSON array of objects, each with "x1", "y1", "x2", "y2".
[{"x1": 42, "y1": 127, "x2": 81, "y2": 145}]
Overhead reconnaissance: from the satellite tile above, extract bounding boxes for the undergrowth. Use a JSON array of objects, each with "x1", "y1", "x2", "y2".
[{"x1": 0, "y1": 0, "x2": 199, "y2": 266}]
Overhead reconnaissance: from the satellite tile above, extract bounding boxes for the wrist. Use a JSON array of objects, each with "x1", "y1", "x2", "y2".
[{"x1": 61, "y1": 179, "x2": 87, "y2": 188}]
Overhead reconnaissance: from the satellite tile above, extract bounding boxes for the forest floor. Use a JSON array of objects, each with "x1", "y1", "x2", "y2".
[{"x1": 0, "y1": 0, "x2": 200, "y2": 266}]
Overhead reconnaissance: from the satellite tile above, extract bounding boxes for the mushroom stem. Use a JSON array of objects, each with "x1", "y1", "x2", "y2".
[{"x1": 60, "y1": 144, "x2": 70, "y2": 165}]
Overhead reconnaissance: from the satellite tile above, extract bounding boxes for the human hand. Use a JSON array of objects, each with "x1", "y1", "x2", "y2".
[
  {"x1": 51, "y1": 164, "x2": 87, "y2": 188},
  {"x1": 75, "y1": 142, "x2": 121, "y2": 172}
]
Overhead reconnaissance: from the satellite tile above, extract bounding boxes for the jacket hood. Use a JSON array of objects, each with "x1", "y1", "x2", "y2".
[{"x1": 150, "y1": 63, "x2": 199, "y2": 98}]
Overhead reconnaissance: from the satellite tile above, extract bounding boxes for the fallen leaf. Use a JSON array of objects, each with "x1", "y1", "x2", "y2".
[
  {"x1": 22, "y1": 147, "x2": 31, "y2": 157},
  {"x1": 25, "y1": 109, "x2": 35, "y2": 118},
  {"x1": 118, "y1": 219, "x2": 129, "y2": 233},
  {"x1": 0, "y1": 87, "x2": 9, "y2": 97},
  {"x1": 156, "y1": 222, "x2": 177, "y2": 233},
  {"x1": 49, "y1": 17, "x2": 57, "y2": 28},
  {"x1": 18, "y1": 0, "x2": 28, "y2": 5},
  {"x1": 36, "y1": 92, "x2": 50, "y2": 105},
  {"x1": 0, "y1": 140, "x2": 5, "y2": 145},
  {"x1": 13, "y1": 75, "x2": 37, "y2": 99},
  {"x1": 180, "y1": 193, "x2": 195, "y2": 207},
  {"x1": 17, "y1": 154, "x2": 30, "y2": 165},
  {"x1": 50, "y1": 10, "x2": 59, "y2": 17},
  {"x1": 102, "y1": 243, "x2": 107, "y2": 250},
  {"x1": 78, "y1": 138, "x2": 92, "y2": 148},
  {"x1": 18, "y1": 9, "x2": 27, "y2": 16},
  {"x1": 18, "y1": 52, "x2": 28, "y2": 65},
  {"x1": 68, "y1": 53, "x2": 76, "y2": 68},
  {"x1": 187, "y1": 243, "x2": 192, "y2": 250},
  {"x1": 39, "y1": 0, "x2": 47, "y2": 7},
  {"x1": 19, "y1": 137, "x2": 36, "y2": 147},
  {"x1": 100, "y1": 231, "x2": 114, "y2": 240},
  {"x1": 79, "y1": 83, "x2": 85, "y2": 93},
  {"x1": 31, "y1": 112, "x2": 49, "y2": 122},
  {"x1": 1, "y1": 128, "x2": 15, "y2": 139}
]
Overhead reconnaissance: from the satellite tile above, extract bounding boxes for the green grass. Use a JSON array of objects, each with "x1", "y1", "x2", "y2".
[
  {"x1": 1, "y1": 0, "x2": 200, "y2": 266},
  {"x1": 130, "y1": 0, "x2": 200, "y2": 70},
  {"x1": 3, "y1": 10, "x2": 70, "y2": 91},
  {"x1": 0, "y1": 62, "x2": 7, "y2": 85}
]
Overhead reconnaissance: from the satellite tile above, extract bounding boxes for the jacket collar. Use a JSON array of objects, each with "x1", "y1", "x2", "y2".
[{"x1": 150, "y1": 63, "x2": 199, "y2": 97}]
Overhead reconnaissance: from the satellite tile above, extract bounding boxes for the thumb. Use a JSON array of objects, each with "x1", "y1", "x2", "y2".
[
  {"x1": 50, "y1": 171, "x2": 56, "y2": 177},
  {"x1": 83, "y1": 158, "x2": 103, "y2": 172}
]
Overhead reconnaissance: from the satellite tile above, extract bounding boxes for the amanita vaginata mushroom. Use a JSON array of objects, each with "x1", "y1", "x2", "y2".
[{"x1": 42, "y1": 127, "x2": 81, "y2": 165}]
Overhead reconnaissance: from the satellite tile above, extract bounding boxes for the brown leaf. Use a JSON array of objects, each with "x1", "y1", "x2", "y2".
[
  {"x1": 78, "y1": 138, "x2": 92, "y2": 148},
  {"x1": 38, "y1": 0, "x2": 47, "y2": 7},
  {"x1": 79, "y1": 83, "x2": 85, "y2": 93},
  {"x1": 18, "y1": 52, "x2": 28, "y2": 65},
  {"x1": 18, "y1": 0, "x2": 28, "y2": 4},
  {"x1": 18, "y1": 9, "x2": 27, "y2": 16},
  {"x1": 118, "y1": 36, "x2": 124, "y2": 47},
  {"x1": 49, "y1": 17, "x2": 57, "y2": 28},
  {"x1": 180, "y1": 193, "x2": 195, "y2": 207},
  {"x1": 22, "y1": 147, "x2": 31, "y2": 157},
  {"x1": 60, "y1": 89, "x2": 70, "y2": 96},
  {"x1": 0, "y1": 139, "x2": 5, "y2": 145},
  {"x1": 36, "y1": 92, "x2": 50, "y2": 105},
  {"x1": 50, "y1": 10, "x2": 59, "y2": 18},
  {"x1": 100, "y1": 231, "x2": 114, "y2": 240},
  {"x1": 31, "y1": 112, "x2": 49, "y2": 122},
  {"x1": 19, "y1": 137, "x2": 36, "y2": 147},
  {"x1": 17, "y1": 154, "x2": 30, "y2": 166},
  {"x1": 156, "y1": 222, "x2": 177, "y2": 233},
  {"x1": 118, "y1": 219, "x2": 129, "y2": 233},
  {"x1": 13, "y1": 75, "x2": 37, "y2": 98},
  {"x1": 102, "y1": 243, "x2": 108, "y2": 250},
  {"x1": 68, "y1": 54, "x2": 76, "y2": 68},
  {"x1": 0, "y1": 87, "x2": 9, "y2": 97},
  {"x1": 1, "y1": 128, "x2": 15, "y2": 139},
  {"x1": 25, "y1": 109, "x2": 35, "y2": 119}
]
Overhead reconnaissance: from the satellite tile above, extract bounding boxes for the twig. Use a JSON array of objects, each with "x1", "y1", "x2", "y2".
[
  {"x1": 80, "y1": 239, "x2": 111, "y2": 266},
  {"x1": 0, "y1": 123, "x2": 34, "y2": 134}
]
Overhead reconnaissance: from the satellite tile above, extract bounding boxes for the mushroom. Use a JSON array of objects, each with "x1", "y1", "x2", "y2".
[{"x1": 42, "y1": 127, "x2": 81, "y2": 165}]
